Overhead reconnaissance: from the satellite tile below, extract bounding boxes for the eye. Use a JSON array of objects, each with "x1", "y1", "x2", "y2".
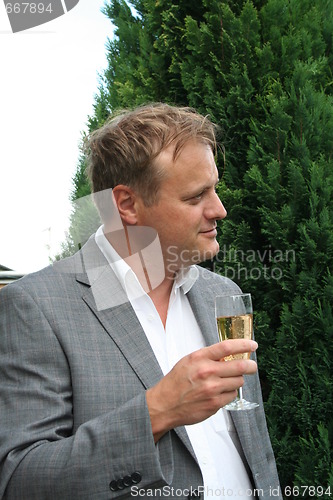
[{"x1": 188, "y1": 191, "x2": 205, "y2": 203}]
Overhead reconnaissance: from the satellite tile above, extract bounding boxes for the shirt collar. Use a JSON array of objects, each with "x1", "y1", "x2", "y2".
[
  {"x1": 173, "y1": 266, "x2": 199, "y2": 294},
  {"x1": 95, "y1": 225, "x2": 134, "y2": 296},
  {"x1": 95, "y1": 225, "x2": 199, "y2": 297}
]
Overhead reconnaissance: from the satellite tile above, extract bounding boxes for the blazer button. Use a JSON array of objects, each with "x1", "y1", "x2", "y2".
[
  {"x1": 109, "y1": 480, "x2": 118, "y2": 492},
  {"x1": 131, "y1": 471, "x2": 142, "y2": 484},
  {"x1": 116, "y1": 478, "x2": 125, "y2": 490},
  {"x1": 123, "y1": 475, "x2": 133, "y2": 487}
]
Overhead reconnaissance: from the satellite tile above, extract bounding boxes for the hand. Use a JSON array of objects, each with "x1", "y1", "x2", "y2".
[{"x1": 146, "y1": 339, "x2": 258, "y2": 442}]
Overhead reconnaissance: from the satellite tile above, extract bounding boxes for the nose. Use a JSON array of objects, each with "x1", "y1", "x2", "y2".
[
  {"x1": 206, "y1": 191, "x2": 227, "y2": 221},
  {"x1": 217, "y1": 198, "x2": 227, "y2": 220}
]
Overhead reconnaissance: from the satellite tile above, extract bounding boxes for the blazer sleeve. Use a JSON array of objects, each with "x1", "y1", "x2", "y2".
[{"x1": 0, "y1": 283, "x2": 174, "y2": 499}]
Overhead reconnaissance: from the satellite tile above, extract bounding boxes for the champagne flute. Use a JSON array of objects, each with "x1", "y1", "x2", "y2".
[{"x1": 215, "y1": 293, "x2": 259, "y2": 411}]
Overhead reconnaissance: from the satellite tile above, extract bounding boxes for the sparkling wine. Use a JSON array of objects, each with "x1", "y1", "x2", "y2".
[{"x1": 216, "y1": 314, "x2": 253, "y2": 361}]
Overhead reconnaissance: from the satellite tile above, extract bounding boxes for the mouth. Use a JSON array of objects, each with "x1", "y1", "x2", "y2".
[{"x1": 200, "y1": 226, "x2": 217, "y2": 237}]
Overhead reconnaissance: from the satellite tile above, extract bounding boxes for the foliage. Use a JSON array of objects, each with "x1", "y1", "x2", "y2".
[{"x1": 62, "y1": 0, "x2": 333, "y2": 494}]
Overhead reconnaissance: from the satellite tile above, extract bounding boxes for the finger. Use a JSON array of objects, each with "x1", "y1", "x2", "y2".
[
  {"x1": 218, "y1": 376, "x2": 245, "y2": 393},
  {"x1": 216, "y1": 358, "x2": 258, "y2": 377},
  {"x1": 206, "y1": 339, "x2": 258, "y2": 361}
]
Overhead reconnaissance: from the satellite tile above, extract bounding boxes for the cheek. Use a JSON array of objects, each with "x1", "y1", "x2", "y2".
[
  {"x1": 159, "y1": 206, "x2": 203, "y2": 239},
  {"x1": 187, "y1": 209, "x2": 203, "y2": 227}
]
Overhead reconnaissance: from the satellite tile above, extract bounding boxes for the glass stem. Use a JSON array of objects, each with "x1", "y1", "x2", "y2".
[{"x1": 238, "y1": 387, "x2": 244, "y2": 402}]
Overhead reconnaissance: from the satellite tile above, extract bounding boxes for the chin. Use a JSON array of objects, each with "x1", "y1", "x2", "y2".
[{"x1": 203, "y1": 241, "x2": 219, "y2": 259}]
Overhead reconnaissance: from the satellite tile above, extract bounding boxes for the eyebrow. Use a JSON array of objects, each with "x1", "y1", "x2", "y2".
[{"x1": 182, "y1": 179, "x2": 220, "y2": 200}]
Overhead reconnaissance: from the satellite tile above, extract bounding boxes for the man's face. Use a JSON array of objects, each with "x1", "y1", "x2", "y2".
[{"x1": 135, "y1": 140, "x2": 227, "y2": 275}]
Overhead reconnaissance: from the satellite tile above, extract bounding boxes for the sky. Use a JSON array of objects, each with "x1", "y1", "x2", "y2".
[{"x1": 0, "y1": 0, "x2": 113, "y2": 273}]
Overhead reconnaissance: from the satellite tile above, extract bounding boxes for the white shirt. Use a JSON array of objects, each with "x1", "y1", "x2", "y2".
[{"x1": 95, "y1": 226, "x2": 255, "y2": 499}]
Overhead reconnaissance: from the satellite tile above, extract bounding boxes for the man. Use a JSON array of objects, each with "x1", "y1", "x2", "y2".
[{"x1": 0, "y1": 104, "x2": 281, "y2": 499}]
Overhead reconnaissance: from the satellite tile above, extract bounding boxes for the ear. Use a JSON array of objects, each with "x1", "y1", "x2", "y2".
[{"x1": 112, "y1": 185, "x2": 139, "y2": 225}]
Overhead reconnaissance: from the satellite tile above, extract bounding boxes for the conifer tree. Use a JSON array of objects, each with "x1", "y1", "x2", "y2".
[{"x1": 63, "y1": 0, "x2": 333, "y2": 494}]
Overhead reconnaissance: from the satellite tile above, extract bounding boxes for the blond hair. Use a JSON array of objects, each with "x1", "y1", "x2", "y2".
[{"x1": 86, "y1": 103, "x2": 218, "y2": 215}]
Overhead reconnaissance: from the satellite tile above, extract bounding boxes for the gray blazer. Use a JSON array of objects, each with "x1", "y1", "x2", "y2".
[{"x1": 0, "y1": 236, "x2": 281, "y2": 499}]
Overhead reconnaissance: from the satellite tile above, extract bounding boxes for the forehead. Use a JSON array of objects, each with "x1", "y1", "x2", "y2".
[
  {"x1": 156, "y1": 140, "x2": 218, "y2": 190},
  {"x1": 157, "y1": 140, "x2": 214, "y2": 171}
]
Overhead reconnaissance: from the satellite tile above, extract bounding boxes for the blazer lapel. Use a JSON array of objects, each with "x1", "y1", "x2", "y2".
[
  {"x1": 187, "y1": 278, "x2": 218, "y2": 347},
  {"x1": 75, "y1": 238, "x2": 198, "y2": 461},
  {"x1": 79, "y1": 266, "x2": 164, "y2": 390}
]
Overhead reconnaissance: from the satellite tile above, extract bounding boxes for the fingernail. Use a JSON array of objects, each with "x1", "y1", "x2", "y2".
[{"x1": 251, "y1": 341, "x2": 258, "y2": 351}]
